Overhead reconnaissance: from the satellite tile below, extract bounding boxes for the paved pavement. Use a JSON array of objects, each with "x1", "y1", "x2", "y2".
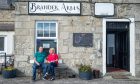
[{"x1": 0, "y1": 76, "x2": 140, "y2": 84}]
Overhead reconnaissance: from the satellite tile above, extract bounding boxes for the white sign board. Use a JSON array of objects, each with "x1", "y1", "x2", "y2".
[
  {"x1": 95, "y1": 3, "x2": 114, "y2": 16},
  {"x1": 43, "y1": 43, "x2": 50, "y2": 48},
  {"x1": 0, "y1": 58, "x2": 4, "y2": 63},
  {"x1": 28, "y1": 2, "x2": 81, "y2": 15},
  {"x1": 30, "y1": 60, "x2": 34, "y2": 63}
]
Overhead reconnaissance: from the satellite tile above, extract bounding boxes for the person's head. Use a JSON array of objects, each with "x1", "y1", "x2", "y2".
[
  {"x1": 38, "y1": 46, "x2": 43, "y2": 53},
  {"x1": 49, "y1": 48, "x2": 55, "y2": 54}
]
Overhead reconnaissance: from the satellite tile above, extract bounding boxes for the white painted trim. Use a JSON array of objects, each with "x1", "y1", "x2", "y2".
[
  {"x1": 102, "y1": 18, "x2": 135, "y2": 76},
  {"x1": 0, "y1": 32, "x2": 15, "y2": 55},
  {"x1": 129, "y1": 18, "x2": 135, "y2": 76},
  {"x1": 36, "y1": 37, "x2": 57, "y2": 39},
  {"x1": 56, "y1": 22, "x2": 59, "y2": 54},
  {"x1": 4, "y1": 36, "x2": 7, "y2": 54},
  {"x1": 103, "y1": 19, "x2": 106, "y2": 76}
]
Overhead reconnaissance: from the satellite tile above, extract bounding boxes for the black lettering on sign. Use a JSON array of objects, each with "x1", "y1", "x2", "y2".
[
  {"x1": 30, "y1": 3, "x2": 37, "y2": 12},
  {"x1": 29, "y1": 3, "x2": 59, "y2": 12},
  {"x1": 62, "y1": 3, "x2": 80, "y2": 13},
  {"x1": 29, "y1": 2, "x2": 80, "y2": 14}
]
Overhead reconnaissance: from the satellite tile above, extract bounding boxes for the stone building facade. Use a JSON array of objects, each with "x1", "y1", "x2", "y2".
[
  {"x1": 10, "y1": 0, "x2": 140, "y2": 77},
  {"x1": 0, "y1": 0, "x2": 15, "y2": 56}
]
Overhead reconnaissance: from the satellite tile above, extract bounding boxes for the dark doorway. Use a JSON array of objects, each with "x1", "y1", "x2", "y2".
[{"x1": 106, "y1": 22, "x2": 130, "y2": 72}]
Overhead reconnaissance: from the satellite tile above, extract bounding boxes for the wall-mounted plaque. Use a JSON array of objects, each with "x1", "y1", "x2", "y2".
[
  {"x1": 95, "y1": 3, "x2": 114, "y2": 16},
  {"x1": 73, "y1": 33, "x2": 93, "y2": 47},
  {"x1": 28, "y1": 2, "x2": 81, "y2": 15}
]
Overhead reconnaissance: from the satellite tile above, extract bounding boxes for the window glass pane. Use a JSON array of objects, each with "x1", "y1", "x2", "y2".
[
  {"x1": 37, "y1": 30, "x2": 43, "y2": 37},
  {"x1": 37, "y1": 23, "x2": 43, "y2": 30},
  {"x1": 44, "y1": 23, "x2": 49, "y2": 37},
  {"x1": 50, "y1": 23, "x2": 56, "y2": 37},
  {"x1": 0, "y1": 37, "x2": 4, "y2": 51},
  {"x1": 37, "y1": 23, "x2": 43, "y2": 37},
  {"x1": 36, "y1": 22, "x2": 56, "y2": 37}
]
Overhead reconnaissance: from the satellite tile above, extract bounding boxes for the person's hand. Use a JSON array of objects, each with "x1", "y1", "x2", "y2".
[
  {"x1": 34, "y1": 58, "x2": 40, "y2": 66},
  {"x1": 35, "y1": 62, "x2": 40, "y2": 66},
  {"x1": 35, "y1": 61, "x2": 40, "y2": 66},
  {"x1": 36, "y1": 62, "x2": 40, "y2": 66},
  {"x1": 47, "y1": 61, "x2": 50, "y2": 63},
  {"x1": 51, "y1": 61, "x2": 55, "y2": 63}
]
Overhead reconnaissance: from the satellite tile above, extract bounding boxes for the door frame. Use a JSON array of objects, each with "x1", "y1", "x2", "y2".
[{"x1": 102, "y1": 18, "x2": 135, "y2": 76}]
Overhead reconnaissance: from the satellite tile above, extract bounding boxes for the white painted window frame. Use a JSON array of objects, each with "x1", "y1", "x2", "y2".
[
  {"x1": 102, "y1": 18, "x2": 135, "y2": 76},
  {"x1": 35, "y1": 21, "x2": 58, "y2": 54},
  {"x1": 0, "y1": 35, "x2": 7, "y2": 53}
]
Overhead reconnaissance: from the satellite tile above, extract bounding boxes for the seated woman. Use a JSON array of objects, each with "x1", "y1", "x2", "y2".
[{"x1": 43, "y1": 48, "x2": 58, "y2": 80}]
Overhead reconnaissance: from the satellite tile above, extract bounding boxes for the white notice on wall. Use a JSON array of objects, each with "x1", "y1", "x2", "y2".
[
  {"x1": 43, "y1": 43, "x2": 50, "y2": 48},
  {"x1": 0, "y1": 58, "x2": 4, "y2": 63},
  {"x1": 95, "y1": 3, "x2": 114, "y2": 16}
]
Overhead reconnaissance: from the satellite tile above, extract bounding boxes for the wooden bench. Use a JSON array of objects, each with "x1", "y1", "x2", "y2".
[
  {"x1": 55, "y1": 64, "x2": 68, "y2": 79},
  {"x1": 30, "y1": 60, "x2": 68, "y2": 79},
  {"x1": 37, "y1": 63, "x2": 68, "y2": 79},
  {"x1": 37, "y1": 66, "x2": 42, "y2": 79}
]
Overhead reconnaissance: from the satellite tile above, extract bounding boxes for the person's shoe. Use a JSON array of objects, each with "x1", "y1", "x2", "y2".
[
  {"x1": 42, "y1": 76, "x2": 46, "y2": 80},
  {"x1": 43, "y1": 72, "x2": 49, "y2": 80},
  {"x1": 50, "y1": 77, "x2": 55, "y2": 81},
  {"x1": 31, "y1": 77, "x2": 35, "y2": 82},
  {"x1": 44, "y1": 72, "x2": 49, "y2": 76},
  {"x1": 42, "y1": 72, "x2": 49, "y2": 80}
]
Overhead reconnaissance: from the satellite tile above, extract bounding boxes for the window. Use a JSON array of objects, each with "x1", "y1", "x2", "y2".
[
  {"x1": 36, "y1": 21, "x2": 57, "y2": 38},
  {"x1": 0, "y1": 0, "x2": 13, "y2": 9},
  {"x1": 0, "y1": 37, "x2": 4, "y2": 51},
  {"x1": 35, "y1": 21, "x2": 58, "y2": 54}
]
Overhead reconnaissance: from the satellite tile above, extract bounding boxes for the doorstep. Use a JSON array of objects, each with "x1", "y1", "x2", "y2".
[{"x1": 103, "y1": 75, "x2": 140, "y2": 81}]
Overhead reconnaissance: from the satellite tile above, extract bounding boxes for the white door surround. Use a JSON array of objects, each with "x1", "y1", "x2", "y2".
[{"x1": 102, "y1": 18, "x2": 135, "y2": 76}]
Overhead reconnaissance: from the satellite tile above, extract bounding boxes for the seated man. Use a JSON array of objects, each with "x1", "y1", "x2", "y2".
[
  {"x1": 43, "y1": 48, "x2": 58, "y2": 81},
  {"x1": 32, "y1": 47, "x2": 47, "y2": 81}
]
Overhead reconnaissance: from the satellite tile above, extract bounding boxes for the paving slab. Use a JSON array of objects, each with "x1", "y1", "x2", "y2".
[{"x1": 0, "y1": 76, "x2": 140, "y2": 84}]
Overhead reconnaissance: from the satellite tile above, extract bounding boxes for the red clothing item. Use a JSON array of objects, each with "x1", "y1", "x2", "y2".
[{"x1": 47, "y1": 53, "x2": 58, "y2": 65}]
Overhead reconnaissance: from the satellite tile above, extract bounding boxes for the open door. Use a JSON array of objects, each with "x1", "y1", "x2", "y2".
[
  {"x1": 116, "y1": 31, "x2": 129, "y2": 71},
  {"x1": 106, "y1": 22, "x2": 130, "y2": 72}
]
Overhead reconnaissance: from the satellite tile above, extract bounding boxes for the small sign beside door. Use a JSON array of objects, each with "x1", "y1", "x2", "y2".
[{"x1": 28, "y1": 2, "x2": 81, "y2": 15}]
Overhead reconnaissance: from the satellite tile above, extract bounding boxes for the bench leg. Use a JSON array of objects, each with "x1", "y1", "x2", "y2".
[{"x1": 37, "y1": 69, "x2": 42, "y2": 80}]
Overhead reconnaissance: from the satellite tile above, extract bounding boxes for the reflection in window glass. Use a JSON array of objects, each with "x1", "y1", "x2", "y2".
[
  {"x1": 44, "y1": 23, "x2": 49, "y2": 37},
  {"x1": 50, "y1": 23, "x2": 56, "y2": 37},
  {"x1": 37, "y1": 30, "x2": 43, "y2": 37},
  {"x1": 36, "y1": 22, "x2": 56, "y2": 37},
  {"x1": 0, "y1": 37, "x2": 4, "y2": 51},
  {"x1": 37, "y1": 23, "x2": 43, "y2": 30}
]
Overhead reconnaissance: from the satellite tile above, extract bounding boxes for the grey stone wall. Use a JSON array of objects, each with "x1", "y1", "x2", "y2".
[
  {"x1": 114, "y1": 3, "x2": 140, "y2": 77},
  {"x1": 16, "y1": 0, "x2": 140, "y2": 3},
  {"x1": 14, "y1": 0, "x2": 140, "y2": 77},
  {"x1": 14, "y1": 1, "x2": 103, "y2": 76},
  {"x1": 0, "y1": 9, "x2": 15, "y2": 25}
]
